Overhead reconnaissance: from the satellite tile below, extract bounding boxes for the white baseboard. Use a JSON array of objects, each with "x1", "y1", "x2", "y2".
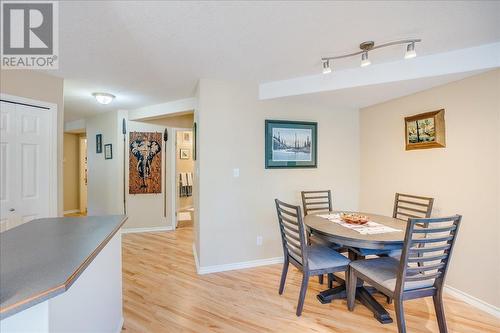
[
  {"x1": 121, "y1": 226, "x2": 173, "y2": 234},
  {"x1": 63, "y1": 209, "x2": 80, "y2": 214},
  {"x1": 197, "y1": 256, "x2": 284, "y2": 275},
  {"x1": 192, "y1": 243, "x2": 200, "y2": 274},
  {"x1": 445, "y1": 285, "x2": 500, "y2": 318}
]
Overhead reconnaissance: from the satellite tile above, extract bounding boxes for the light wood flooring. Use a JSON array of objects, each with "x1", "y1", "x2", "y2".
[{"x1": 122, "y1": 226, "x2": 499, "y2": 333}]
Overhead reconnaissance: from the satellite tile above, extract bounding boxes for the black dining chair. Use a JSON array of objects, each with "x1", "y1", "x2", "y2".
[
  {"x1": 349, "y1": 193, "x2": 434, "y2": 258},
  {"x1": 275, "y1": 199, "x2": 350, "y2": 316},
  {"x1": 301, "y1": 190, "x2": 346, "y2": 286},
  {"x1": 347, "y1": 215, "x2": 462, "y2": 333}
]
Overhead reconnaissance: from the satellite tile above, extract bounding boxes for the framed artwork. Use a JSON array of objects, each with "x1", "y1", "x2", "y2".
[
  {"x1": 96, "y1": 134, "x2": 102, "y2": 153},
  {"x1": 129, "y1": 132, "x2": 162, "y2": 194},
  {"x1": 180, "y1": 148, "x2": 190, "y2": 160},
  {"x1": 265, "y1": 120, "x2": 317, "y2": 168},
  {"x1": 192, "y1": 122, "x2": 197, "y2": 161},
  {"x1": 104, "y1": 144, "x2": 113, "y2": 159},
  {"x1": 405, "y1": 109, "x2": 446, "y2": 150},
  {"x1": 183, "y1": 131, "x2": 192, "y2": 144}
]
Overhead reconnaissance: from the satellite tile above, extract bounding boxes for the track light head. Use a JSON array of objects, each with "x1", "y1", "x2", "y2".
[
  {"x1": 322, "y1": 60, "x2": 332, "y2": 74},
  {"x1": 404, "y1": 42, "x2": 417, "y2": 59},
  {"x1": 360, "y1": 51, "x2": 371, "y2": 67}
]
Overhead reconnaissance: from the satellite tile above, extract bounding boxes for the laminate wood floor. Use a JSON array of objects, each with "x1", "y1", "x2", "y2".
[{"x1": 122, "y1": 226, "x2": 499, "y2": 333}]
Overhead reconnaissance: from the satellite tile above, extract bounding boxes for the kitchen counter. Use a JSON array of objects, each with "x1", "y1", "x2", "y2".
[{"x1": 0, "y1": 215, "x2": 127, "y2": 320}]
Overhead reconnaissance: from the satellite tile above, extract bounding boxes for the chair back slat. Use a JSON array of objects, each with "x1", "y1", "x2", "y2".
[
  {"x1": 301, "y1": 190, "x2": 332, "y2": 216},
  {"x1": 395, "y1": 215, "x2": 461, "y2": 296},
  {"x1": 393, "y1": 193, "x2": 434, "y2": 221},
  {"x1": 275, "y1": 199, "x2": 309, "y2": 267}
]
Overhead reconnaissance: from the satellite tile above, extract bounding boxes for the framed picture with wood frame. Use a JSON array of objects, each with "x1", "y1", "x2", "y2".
[{"x1": 404, "y1": 109, "x2": 446, "y2": 151}]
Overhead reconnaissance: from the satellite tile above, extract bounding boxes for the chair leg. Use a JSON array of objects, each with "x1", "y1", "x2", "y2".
[
  {"x1": 347, "y1": 268, "x2": 357, "y2": 311},
  {"x1": 296, "y1": 273, "x2": 309, "y2": 316},
  {"x1": 433, "y1": 292, "x2": 448, "y2": 333},
  {"x1": 327, "y1": 273, "x2": 334, "y2": 289},
  {"x1": 386, "y1": 296, "x2": 393, "y2": 304},
  {"x1": 318, "y1": 274, "x2": 324, "y2": 285},
  {"x1": 278, "y1": 259, "x2": 289, "y2": 295},
  {"x1": 394, "y1": 298, "x2": 406, "y2": 333}
]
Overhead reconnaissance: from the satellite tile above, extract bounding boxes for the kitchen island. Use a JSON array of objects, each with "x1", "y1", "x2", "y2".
[{"x1": 0, "y1": 215, "x2": 127, "y2": 333}]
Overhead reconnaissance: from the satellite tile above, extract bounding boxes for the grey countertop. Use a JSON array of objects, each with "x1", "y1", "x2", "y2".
[{"x1": 0, "y1": 215, "x2": 127, "y2": 319}]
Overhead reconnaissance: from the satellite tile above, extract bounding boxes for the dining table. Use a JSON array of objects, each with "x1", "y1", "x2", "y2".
[{"x1": 304, "y1": 211, "x2": 407, "y2": 324}]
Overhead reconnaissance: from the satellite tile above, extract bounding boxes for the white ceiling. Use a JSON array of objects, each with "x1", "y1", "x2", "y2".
[{"x1": 55, "y1": 1, "x2": 500, "y2": 122}]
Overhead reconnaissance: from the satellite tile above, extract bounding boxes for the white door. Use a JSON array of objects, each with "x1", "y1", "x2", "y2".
[{"x1": 0, "y1": 101, "x2": 51, "y2": 231}]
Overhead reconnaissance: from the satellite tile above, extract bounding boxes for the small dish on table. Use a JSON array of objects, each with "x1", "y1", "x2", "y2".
[{"x1": 340, "y1": 213, "x2": 369, "y2": 225}]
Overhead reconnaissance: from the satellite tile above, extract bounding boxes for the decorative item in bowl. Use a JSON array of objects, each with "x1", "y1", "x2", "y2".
[{"x1": 340, "y1": 213, "x2": 369, "y2": 225}]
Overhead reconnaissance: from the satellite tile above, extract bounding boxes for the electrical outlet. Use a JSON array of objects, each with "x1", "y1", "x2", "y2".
[
  {"x1": 256, "y1": 236, "x2": 263, "y2": 246},
  {"x1": 233, "y1": 168, "x2": 240, "y2": 178}
]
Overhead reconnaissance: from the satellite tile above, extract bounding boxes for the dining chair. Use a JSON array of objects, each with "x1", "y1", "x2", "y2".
[
  {"x1": 347, "y1": 215, "x2": 462, "y2": 333},
  {"x1": 349, "y1": 193, "x2": 434, "y2": 258},
  {"x1": 301, "y1": 190, "x2": 346, "y2": 285},
  {"x1": 275, "y1": 199, "x2": 350, "y2": 316}
]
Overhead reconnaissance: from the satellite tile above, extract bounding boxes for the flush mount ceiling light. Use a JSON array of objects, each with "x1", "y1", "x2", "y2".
[
  {"x1": 92, "y1": 92, "x2": 115, "y2": 105},
  {"x1": 321, "y1": 38, "x2": 421, "y2": 73}
]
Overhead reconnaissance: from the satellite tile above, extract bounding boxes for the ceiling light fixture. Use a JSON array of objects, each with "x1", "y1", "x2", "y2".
[
  {"x1": 360, "y1": 51, "x2": 371, "y2": 67},
  {"x1": 404, "y1": 41, "x2": 417, "y2": 59},
  {"x1": 322, "y1": 60, "x2": 332, "y2": 74},
  {"x1": 92, "y1": 92, "x2": 115, "y2": 105},
  {"x1": 321, "y1": 38, "x2": 421, "y2": 72}
]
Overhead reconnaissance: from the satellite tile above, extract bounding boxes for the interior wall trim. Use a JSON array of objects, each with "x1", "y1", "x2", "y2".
[
  {"x1": 120, "y1": 226, "x2": 173, "y2": 234},
  {"x1": 444, "y1": 285, "x2": 500, "y2": 318}
]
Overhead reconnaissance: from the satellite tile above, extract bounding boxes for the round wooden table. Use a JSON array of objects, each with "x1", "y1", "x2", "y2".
[{"x1": 304, "y1": 211, "x2": 407, "y2": 324}]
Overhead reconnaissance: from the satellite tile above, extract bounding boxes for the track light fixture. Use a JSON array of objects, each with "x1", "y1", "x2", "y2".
[
  {"x1": 321, "y1": 38, "x2": 421, "y2": 73},
  {"x1": 322, "y1": 59, "x2": 332, "y2": 74},
  {"x1": 360, "y1": 51, "x2": 371, "y2": 67},
  {"x1": 404, "y1": 41, "x2": 417, "y2": 59}
]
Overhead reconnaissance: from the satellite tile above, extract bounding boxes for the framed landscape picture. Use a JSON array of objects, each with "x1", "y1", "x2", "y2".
[
  {"x1": 265, "y1": 120, "x2": 317, "y2": 168},
  {"x1": 405, "y1": 109, "x2": 446, "y2": 150}
]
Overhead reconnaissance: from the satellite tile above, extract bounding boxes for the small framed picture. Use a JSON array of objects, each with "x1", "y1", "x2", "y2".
[
  {"x1": 96, "y1": 134, "x2": 102, "y2": 153},
  {"x1": 183, "y1": 132, "x2": 192, "y2": 144},
  {"x1": 104, "y1": 144, "x2": 113, "y2": 159},
  {"x1": 180, "y1": 148, "x2": 189, "y2": 160},
  {"x1": 405, "y1": 109, "x2": 446, "y2": 150}
]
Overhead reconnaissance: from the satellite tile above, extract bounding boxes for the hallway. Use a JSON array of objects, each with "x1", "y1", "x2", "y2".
[{"x1": 121, "y1": 227, "x2": 500, "y2": 333}]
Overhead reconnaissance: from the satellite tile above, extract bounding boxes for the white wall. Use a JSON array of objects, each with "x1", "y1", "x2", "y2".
[
  {"x1": 86, "y1": 110, "x2": 126, "y2": 215},
  {"x1": 196, "y1": 79, "x2": 360, "y2": 267},
  {"x1": 359, "y1": 70, "x2": 500, "y2": 308}
]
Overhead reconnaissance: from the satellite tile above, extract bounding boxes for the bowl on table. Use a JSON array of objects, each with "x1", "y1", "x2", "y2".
[{"x1": 340, "y1": 213, "x2": 369, "y2": 225}]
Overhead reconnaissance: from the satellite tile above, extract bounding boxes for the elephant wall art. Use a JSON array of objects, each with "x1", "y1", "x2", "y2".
[{"x1": 129, "y1": 132, "x2": 162, "y2": 194}]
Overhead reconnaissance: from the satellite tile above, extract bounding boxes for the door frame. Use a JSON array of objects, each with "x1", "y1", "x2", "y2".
[
  {"x1": 0, "y1": 93, "x2": 58, "y2": 217},
  {"x1": 170, "y1": 127, "x2": 192, "y2": 229}
]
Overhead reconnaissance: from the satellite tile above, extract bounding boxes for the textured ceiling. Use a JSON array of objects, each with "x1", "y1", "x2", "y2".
[{"x1": 54, "y1": 1, "x2": 500, "y2": 121}]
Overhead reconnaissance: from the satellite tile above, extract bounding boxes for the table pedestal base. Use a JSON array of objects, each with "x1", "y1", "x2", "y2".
[{"x1": 316, "y1": 279, "x2": 393, "y2": 324}]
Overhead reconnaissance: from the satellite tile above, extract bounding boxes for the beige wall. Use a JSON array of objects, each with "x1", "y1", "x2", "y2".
[
  {"x1": 1, "y1": 70, "x2": 64, "y2": 216},
  {"x1": 86, "y1": 110, "x2": 126, "y2": 215},
  {"x1": 360, "y1": 70, "x2": 500, "y2": 307},
  {"x1": 63, "y1": 133, "x2": 80, "y2": 211},
  {"x1": 147, "y1": 113, "x2": 194, "y2": 129},
  {"x1": 176, "y1": 131, "x2": 194, "y2": 210},
  {"x1": 197, "y1": 79, "x2": 360, "y2": 267}
]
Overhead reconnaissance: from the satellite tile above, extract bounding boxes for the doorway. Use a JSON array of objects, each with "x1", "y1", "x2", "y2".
[
  {"x1": 63, "y1": 132, "x2": 87, "y2": 217},
  {"x1": 175, "y1": 129, "x2": 194, "y2": 229}
]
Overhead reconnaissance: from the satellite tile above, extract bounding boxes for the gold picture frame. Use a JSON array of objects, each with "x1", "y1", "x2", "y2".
[{"x1": 405, "y1": 109, "x2": 446, "y2": 151}]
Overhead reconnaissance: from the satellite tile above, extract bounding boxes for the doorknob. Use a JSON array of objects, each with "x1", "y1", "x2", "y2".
[{"x1": 9, "y1": 208, "x2": 15, "y2": 212}]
